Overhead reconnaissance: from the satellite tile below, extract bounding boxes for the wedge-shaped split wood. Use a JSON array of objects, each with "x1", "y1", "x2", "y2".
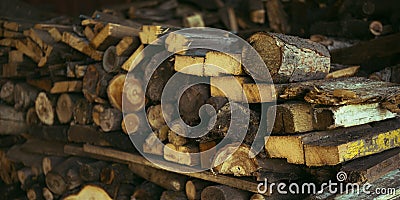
[{"x1": 90, "y1": 23, "x2": 140, "y2": 51}]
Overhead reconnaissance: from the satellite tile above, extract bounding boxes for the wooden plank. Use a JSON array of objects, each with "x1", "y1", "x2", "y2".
[
  {"x1": 271, "y1": 102, "x2": 313, "y2": 134},
  {"x1": 265, "y1": 125, "x2": 371, "y2": 165},
  {"x1": 304, "y1": 119, "x2": 400, "y2": 166},
  {"x1": 61, "y1": 32, "x2": 103, "y2": 61},
  {"x1": 90, "y1": 23, "x2": 140, "y2": 51},
  {"x1": 341, "y1": 148, "x2": 400, "y2": 184}
]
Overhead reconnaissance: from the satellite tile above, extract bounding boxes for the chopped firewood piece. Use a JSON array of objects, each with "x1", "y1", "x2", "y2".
[
  {"x1": 121, "y1": 44, "x2": 144, "y2": 71},
  {"x1": 204, "y1": 51, "x2": 242, "y2": 76},
  {"x1": 116, "y1": 36, "x2": 140, "y2": 57},
  {"x1": 164, "y1": 143, "x2": 200, "y2": 166},
  {"x1": 174, "y1": 55, "x2": 204, "y2": 76},
  {"x1": 61, "y1": 32, "x2": 103, "y2": 61},
  {"x1": 325, "y1": 66, "x2": 360, "y2": 79},
  {"x1": 90, "y1": 23, "x2": 140, "y2": 51},
  {"x1": 35, "y1": 92, "x2": 56, "y2": 125}
]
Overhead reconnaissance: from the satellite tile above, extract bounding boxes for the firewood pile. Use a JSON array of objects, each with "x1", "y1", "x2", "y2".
[{"x1": 0, "y1": 0, "x2": 400, "y2": 199}]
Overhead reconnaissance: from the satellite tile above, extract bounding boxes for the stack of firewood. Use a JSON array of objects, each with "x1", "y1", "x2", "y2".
[{"x1": 0, "y1": 0, "x2": 400, "y2": 199}]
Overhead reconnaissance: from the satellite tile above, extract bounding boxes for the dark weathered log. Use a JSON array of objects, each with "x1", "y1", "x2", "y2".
[
  {"x1": 145, "y1": 60, "x2": 174, "y2": 102},
  {"x1": 128, "y1": 162, "x2": 187, "y2": 191},
  {"x1": 265, "y1": 0, "x2": 289, "y2": 33},
  {"x1": 201, "y1": 185, "x2": 250, "y2": 200},
  {"x1": 45, "y1": 157, "x2": 91, "y2": 195},
  {"x1": 103, "y1": 46, "x2": 127, "y2": 73},
  {"x1": 20, "y1": 139, "x2": 67, "y2": 157},
  {"x1": 79, "y1": 161, "x2": 108, "y2": 182},
  {"x1": 42, "y1": 157, "x2": 65, "y2": 176},
  {"x1": 73, "y1": 98, "x2": 93, "y2": 125},
  {"x1": 27, "y1": 184, "x2": 44, "y2": 200},
  {"x1": 247, "y1": 32, "x2": 330, "y2": 83},
  {"x1": 13, "y1": 83, "x2": 39, "y2": 111},
  {"x1": 160, "y1": 191, "x2": 188, "y2": 200},
  {"x1": 0, "y1": 150, "x2": 18, "y2": 185},
  {"x1": 330, "y1": 32, "x2": 400, "y2": 65},
  {"x1": 0, "y1": 104, "x2": 28, "y2": 135},
  {"x1": 90, "y1": 23, "x2": 140, "y2": 51},
  {"x1": 92, "y1": 104, "x2": 122, "y2": 132},
  {"x1": 249, "y1": 0, "x2": 265, "y2": 24}
]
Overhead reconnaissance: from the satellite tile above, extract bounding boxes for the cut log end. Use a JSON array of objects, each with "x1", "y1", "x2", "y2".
[
  {"x1": 35, "y1": 92, "x2": 55, "y2": 125},
  {"x1": 213, "y1": 144, "x2": 258, "y2": 176}
]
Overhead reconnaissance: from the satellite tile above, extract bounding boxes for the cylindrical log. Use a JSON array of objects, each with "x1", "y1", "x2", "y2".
[
  {"x1": 103, "y1": 46, "x2": 128, "y2": 73},
  {"x1": 35, "y1": 92, "x2": 57, "y2": 126},
  {"x1": 73, "y1": 98, "x2": 93, "y2": 125},
  {"x1": 45, "y1": 157, "x2": 91, "y2": 195},
  {"x1": 92, "y1": 104, "x2": 122, "y2": 132},
  {"x1": 201, "y1": 185, "x2": 250, "y2": 200},
  {"x1": 247, "y1": 32, "x2": 330, "y2": 83},
  {"x1": 107, "y1": 74, "x2": 125, "y2": 111},
  {"x1": 0, "y1": 81, "x2": 15, "y2": 105},
  {"x1": 186, "y1": 179, "x2": 213, "y2": 200},
  {"x1": 14, "y1": 83, "x2": 39, "y2": 111},
  {"x1": 82, "y1": 64, "x2": 112, "y2": 103},
  {"x1": 121, "y1": 112, "x2": 147, "y2": 135},
  {"x1": 145, "y1": 61, "x2": 174, "y2": 102},
  {"x1": 179, "y1": 84, "x2": 210, "y2": 124},
  {"x1": 121, "y1": 75, "x2": 146, "y2": 112},
  {"x1": 147, "y1": 104, "x2": 175, "y2": 130},
  {"x1": 79, "y1": 161, "x2": 108, "y2": 182},
  {"x1": 56, "y1": 94, "x2": 83, "y2": 124}
]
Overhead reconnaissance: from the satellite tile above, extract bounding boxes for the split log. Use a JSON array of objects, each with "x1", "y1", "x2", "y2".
[
  {"x1": 186, "y1": 179, "x2": 212, "y2": 200},
  {"x1": 174, "y1": 55, "x2": 204, "y2": 76},
  {"x1": 247, "y1": 32, "x2": 330, "y2": 83},
  {"x1": 102, "y1": 46, "x2": 127, "y2": 73},
  {"x1": 66, "y1": 61, "x2": 88, "y2": 79},
  {"x1": 145, "y1": 60, "x2": 175, "y2": 102},
  {"x1": 6, "y1": 144, "x2": 43, "y2": 173},
  {"x1": 342, "y1": 147, "x2": 400, "y2": 184},
  {"x1": 82, "y1": 64, "x2": 113, "y2": 103},
  {"x1": 201, "y1": 185, "x2": 249, "y2": 200},
  {"x1": 15, "y1": 39, "x2": 42, "y2": 63},
  {"x1": 139, "y1": 25, "x2": 177, "y2": 45},
  {"x1": 79, "y1": 161, "x2": 108, "y2": 182},
  {"x1": 0, "y1": 81, "x2": 15, "y2": 105},
  {"x1": 212, "y1": 143, "x2": 258, "y2": 176},
  {"x1": 49, "y1": 81, "x2": 83, "y2": 94},
  {"x1": 304, "y1": 119, "x2": 400, "y2": 166},
  {"x1": 63, "y1": 185, "x2": 112, "y2": 200},
  {"x1": 92, "y1": 105, "x2": 122, "y2": 132},
  {"x1": 35, "y1": 92, "x2": 57, "y2": 125},
  {"x1": 13, "y1": 83, "x2": 39, "y2": 111},
  {"x1": 28, "y1": 125, "x2": 69, "y2": 142},
  {"x1": 128, "y1": 162, "x2": 187, "y2": 191},
  {"x1": 183, "y1": 13, "x2": 205, "y2": 28},
  {"x1": 0, "y1": 104, "x2": 28, "y2": 135},
  {"x1": 61, "y1": 32, "x2": 103, "y2": 61},
  {"x1": 164, "y1": 143, "x2": 200, "y2": 166},
  {"x1": 131, "y1": 181, "x2": 164, "y2": 200},
  {"x1": 56, "y1": 94, "x2": 82, "y2": 124},
  {"x1": 147, "y1": 104, "x2": 174, "y2": 130},
  {"x1": 90, "y1": 23, "x2": 140, "y2": 51},
  {"x1": 42, "y1": 157, "x2": 65, "y2": 175},
  {"x1": 45, "y1": 157, "x2": 90, "y2": 195},
  {"x1": 100, "y1": 163, "x2": 138, "y2": 185},
  {"x1": 265, "y1": 125, "x2": 371, "y2": 165},
  {"x1": 116, "y1": 36, "x2": 140, "y2": 57},
  {"x1": 107, "y1": 74, "x2": 125, "y2": 111},
  {"x1": 73, "y1": 98, "x2": 93, "y2": 125},
  {"x1": 121, "y1": 112, "x2": 148, "y2": 135}
]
